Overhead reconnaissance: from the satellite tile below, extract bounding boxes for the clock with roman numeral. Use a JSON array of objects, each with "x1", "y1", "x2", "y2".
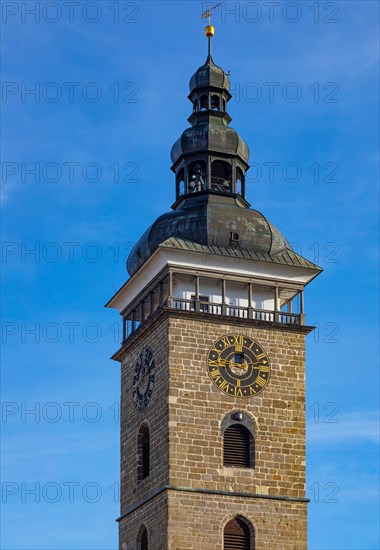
[
  {"x1": 207, "y1": 335, "x2": 270, "y2": 398},
  {"x1": 133, "y1": 347, "x2": 155, "y2": 412}
]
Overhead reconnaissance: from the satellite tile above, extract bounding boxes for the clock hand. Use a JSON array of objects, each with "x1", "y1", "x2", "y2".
[
  {"x1": 244, "y1": 362, "x2": 268, "y2": 369},
  {"x1": 213, "y1": 357, "x2": 229, "y2": 367},
  {"x1": 213, "y1": 358, "x2": 267, "y2": 371},
  {"x1": 218, "y1": 361, "x2": 249, "y2": 371}
]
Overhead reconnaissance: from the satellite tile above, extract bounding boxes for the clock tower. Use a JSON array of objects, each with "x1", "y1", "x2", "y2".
[{"x1": 106, "y1": 24, "x2": 321, "y2": 550}]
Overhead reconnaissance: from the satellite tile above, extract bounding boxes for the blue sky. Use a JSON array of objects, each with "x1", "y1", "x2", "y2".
[{"x1": 1, "y1": 1, "x2": 379, "y2": 549}]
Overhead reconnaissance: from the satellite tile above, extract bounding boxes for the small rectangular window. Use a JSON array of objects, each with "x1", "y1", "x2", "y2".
[{"x1": 235, "y1": 353, "x2": 245, "y2": 364}]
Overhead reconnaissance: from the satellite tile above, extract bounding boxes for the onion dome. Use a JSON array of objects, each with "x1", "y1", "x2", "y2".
[
  {"x1": 189, "y1": 54, "x2": 231, "y2": 93},
  {"x1": 171, "y1": 116, "x2": 249, "y2": 166},
  {"x1": 127, "y1": 194, "x2": 292, "y2": 276}
]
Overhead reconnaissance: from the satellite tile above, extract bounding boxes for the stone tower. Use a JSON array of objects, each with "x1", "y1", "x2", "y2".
[{"x1": 106, "y1": 29, "x2": 321, "y2": 550}]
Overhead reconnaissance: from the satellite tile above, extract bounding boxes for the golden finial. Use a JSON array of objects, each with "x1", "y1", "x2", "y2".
[
  {"x1": 202, "y1": 3, "x2": 221, "y2": 43},
  {"x1": 205, "y1": 25, "x2": 215, "y2": 38}
]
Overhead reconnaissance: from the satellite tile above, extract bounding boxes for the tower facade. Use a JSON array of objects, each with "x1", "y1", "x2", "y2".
[{"x1": 107, "y1": 38, "x2": 321, "y2": 550}]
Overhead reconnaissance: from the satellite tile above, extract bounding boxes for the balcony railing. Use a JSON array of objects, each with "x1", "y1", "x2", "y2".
[
  {"x1": 170, "y1": 298, "x2": 301, "y2": 324},
  {"x1": 124, "y1": 298, "x2": 302, "y2": 342}
]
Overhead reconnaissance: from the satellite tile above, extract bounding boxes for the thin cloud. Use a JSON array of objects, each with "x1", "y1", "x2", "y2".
[{"x1": 308, "y1": 411, "x2": 379, "y2": 444}]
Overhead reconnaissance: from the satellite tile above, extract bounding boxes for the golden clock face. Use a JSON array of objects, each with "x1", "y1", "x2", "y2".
[{"x1": 207, "y1": 335, "x2": 270, "y2": 398}]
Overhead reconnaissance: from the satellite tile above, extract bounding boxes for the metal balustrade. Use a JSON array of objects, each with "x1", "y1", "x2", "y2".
[{"x1": 123, "y1": 296, "x2": 302, "y2": 342}]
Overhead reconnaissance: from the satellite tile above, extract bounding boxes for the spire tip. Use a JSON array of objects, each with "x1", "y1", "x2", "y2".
[{"x1": 202, "y1": 3, "x2": 220, "y2": 50}]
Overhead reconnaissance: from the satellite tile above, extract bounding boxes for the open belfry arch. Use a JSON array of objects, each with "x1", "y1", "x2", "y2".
[{"x1": 106, "y1": 9, "x2": 322, "y2": 550}]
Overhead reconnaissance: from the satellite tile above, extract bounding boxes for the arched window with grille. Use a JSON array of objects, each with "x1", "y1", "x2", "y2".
[
  {"x1": 137, "y1": 525, "x2": 148, "y2": 550},
  {"x1": 137, "y1": 424, "x2": 150, "y2": 482},
  {"x1": 224, "y1": 516, "x2": 254, "y2": 550},
  {"x1": 223, "y1": 423, "x2": 254, "y2": 468}
]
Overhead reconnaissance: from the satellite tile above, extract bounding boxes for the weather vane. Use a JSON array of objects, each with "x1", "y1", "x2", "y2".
[{"x1": 201, "y1": 3, "x2": 221, "y2": 55}]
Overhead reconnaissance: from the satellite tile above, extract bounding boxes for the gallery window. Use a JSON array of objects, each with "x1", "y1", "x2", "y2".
[
  {"x1": 211, "y1": 94, "x2": 220, "y2": 110},
  {"x1": 236, "y1": 167, "x2": 244, "y2": 195},
  {"x1": 176, "y1": 168, "x2": 185, "y2": 195},
  {"x1": 211, "y1": 160, "x2": 232, "y2": 192},
  {"x1": 188, "y1": 161, "x2": 206, "y2": 193},
  {"x1": 199, "y1": 94, "x2": 208, "y2": 110}
]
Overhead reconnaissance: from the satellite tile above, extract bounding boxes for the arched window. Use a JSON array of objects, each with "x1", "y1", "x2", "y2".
[
  {"x1": 137, "y1": 525, "x2": 148, "y2": 550},
  {"x1": 223, "y1": 424, "x2": 254, "y2": 468},
  {"x1": 199, "y1": 95, "x2": 208, "y2": 110},
  {"x1": 137, "y1": 424, "x2": 150, "y2": 482},
  {"x1": 188, "y1": 161, "x2": 206, "y2": 193},
  {"x1": 236, "y1": 167, "x2": 244, "y2": 195},
  {"x1": 141, "y1": 528, "x2": 148, "y2": 550},
  {"x1": 211, "y1": 94, "x2": 220, "y2": 110},
  {"x1": 176, "y1": 168, "x2": 185, "y2": 196},
  {"x1": 211, "y1": 160, "x2": 232, "y2": 192},
  {"x1": 224, "y1": 516, "x2": 253, "y2": 550}
]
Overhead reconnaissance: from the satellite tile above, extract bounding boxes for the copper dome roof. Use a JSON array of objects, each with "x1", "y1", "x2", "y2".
[{"x1": 127, "y1": 194, "x2": 292, "y2": 276}]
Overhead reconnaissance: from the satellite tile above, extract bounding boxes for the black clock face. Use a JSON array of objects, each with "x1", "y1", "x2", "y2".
[
  {"x1": 207, "y1": 335, "x2": 270, "y2": 398},
  {"x1": 133, "y1": 347, "x2": 155, "y2": 412}
]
